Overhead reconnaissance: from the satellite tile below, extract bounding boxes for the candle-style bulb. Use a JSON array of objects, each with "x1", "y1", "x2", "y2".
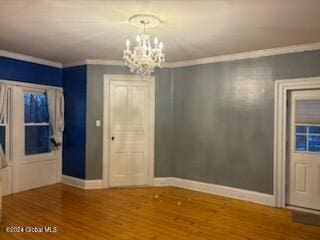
[
  {"x1": 126, "y1": 39, "x2": 130, "y2": 46},
  {"x1": 159, "y1": 42, "x2": 163, "y2": 49},
  {"x1": 136, "y1": 35, "x2": 140, "y2": 42},
  {"x1": 154, "y1": 37, "x2": 158, "y2": 45}
]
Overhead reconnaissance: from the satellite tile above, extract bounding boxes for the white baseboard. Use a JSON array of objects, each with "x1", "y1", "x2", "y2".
[
  {"x1": 0, "y1": 166, "x2": 13, "y2": 196},
  {"x1": 153, "y1": 177, "x2": 174, "y2": 186},
  {"x1": 84, "y1": 179, "x2": 104, "y2": 189},
  {"x1": 62, "y1": 175, "x2": 103, "y2": 189},
  {"x1": 61, "y1": 175, "x2": 274, "y2": 206},
  {"x1": 153, "y1": 177, "x2": 275, "y2": 207}
]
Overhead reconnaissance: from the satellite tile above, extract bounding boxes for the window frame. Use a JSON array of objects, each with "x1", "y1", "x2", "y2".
[
  {"x1": 295, "y1": 123, "x2": 320, "y2": 154},
  {"x1": 0, "y1": 79, "x2": 63, "y2": 194},
  {"x1": 0, "y1": 88, "x2": 11, "y2": 163},
  {"x1": 23, "y1": 89, "x2": 52, "y2": 157}
]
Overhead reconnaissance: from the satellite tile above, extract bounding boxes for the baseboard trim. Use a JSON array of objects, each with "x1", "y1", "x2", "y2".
[
  {"x1": 153, "y1": 177, "x2": 175, "y2": 186},
  {"x1": 62, "y1": 175, "x2": 103, "y2": 189},
  {"x1": 61, "y1": 175, "x2": 274, "y2": 206},
  {"x1": 154, "y1": 177, "x2": 275, "y2": 207}
]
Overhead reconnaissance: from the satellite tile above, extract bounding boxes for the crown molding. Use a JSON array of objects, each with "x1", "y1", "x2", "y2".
[
  {"x1": 0, "y1": 50, "x2": 62, "y2": 68},
  {"x1": 166, "y1": 42, "x2": 320, "y2": 68},
  {"x1": 63, "y1": 59, "x2": 125, "y2": 68},
  {"x1": 3, "y1": 42, "x2": 320, "y2": 69},
  {"x1": 86, "y1": 59, "x2": 124, "y2": 66},
  {"x1": 62, "y1": 60, "x2": 87, "y2": 68},
  {"x1": 63, "y1": 42, "x2": 320, "y2": 69}
]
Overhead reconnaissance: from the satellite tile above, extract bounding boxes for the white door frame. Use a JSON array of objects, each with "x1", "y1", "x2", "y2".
[
  {"x1": 102, "y1": 74, "x2": 155, "y2": 188},
  {"x1": 274, "y1": 76, "x2": 320, "y2": 208}
]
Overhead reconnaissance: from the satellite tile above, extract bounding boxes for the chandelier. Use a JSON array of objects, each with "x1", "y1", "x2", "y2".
[{"x1": 123, "y1": 14, "x2": 165, "y2": 78}]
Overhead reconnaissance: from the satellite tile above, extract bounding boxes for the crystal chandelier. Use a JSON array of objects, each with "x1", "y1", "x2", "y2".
[{"x1": 123, "y1": 14, "x2": 165, "y2": 78}]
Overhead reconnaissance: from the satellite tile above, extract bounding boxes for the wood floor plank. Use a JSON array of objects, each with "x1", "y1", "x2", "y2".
[{"x1": 0, "y1": 184, "x2": 319, "y2": 239}]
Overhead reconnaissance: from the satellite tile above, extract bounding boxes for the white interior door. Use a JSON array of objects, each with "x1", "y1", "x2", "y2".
[
  {"x1": 108, "y1": 79, "x2": 151, "y2": 187},
  {"x1": 288, "y1": 90, "x2": 320, "y2": 211}
]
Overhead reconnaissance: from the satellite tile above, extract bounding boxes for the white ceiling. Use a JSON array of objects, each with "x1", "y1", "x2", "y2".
[{"x1": 0, "y1": 0, "x2": 320, "y2": 64}]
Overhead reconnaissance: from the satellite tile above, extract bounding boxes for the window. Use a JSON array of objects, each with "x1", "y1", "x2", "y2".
[
  {"x1": 296, "y1": 124, "x2": 320, "y2": 153},
  {"x1": 24, "y1": 92, "x2": 51, "y2": 155},
  {"x1": 0, "y1": 114, "x2": 6, "y2": 154},
  {"x1": 0, "y1": 124, "x2": 5, "y2": 153},
  {"x1": 0, "y1": 89, "x2": 9, "y2": 155}
]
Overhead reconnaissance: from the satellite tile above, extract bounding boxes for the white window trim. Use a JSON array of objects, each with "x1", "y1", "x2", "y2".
[
  {"x1": 0, "y1": 79, "x2": 63, "y2": 193},
  {"x1": 0, "y1": 88, "x2": 11, "y2": 164},
  {"x1": 296, "y1": 123, "x2": 320, "y2": 126},
  {"x1": 0, "y1": 79, "x2": 62, "y2": 91},
  {"x1": 24, "y1": 123, "x2": 50, "y2": 126},
  {"x1": 0, "y1": 81, "x2": 63, "y2": 161}
]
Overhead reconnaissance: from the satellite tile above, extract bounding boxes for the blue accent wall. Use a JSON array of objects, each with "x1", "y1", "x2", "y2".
[
  {"x1": 62, "y1": 65, "x2": 86, "y2": 179},
  {"x1": 0, "y1": 56, "x2": 62, "y2": 86}
]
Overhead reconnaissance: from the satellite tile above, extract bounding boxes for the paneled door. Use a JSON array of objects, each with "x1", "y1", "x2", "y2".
[
  {"x1": 108, "y1": 78, "x2": 151, "y2": 187},
  {"x1": 287, "y1": 90, "x2": 320, "y2": 211}
]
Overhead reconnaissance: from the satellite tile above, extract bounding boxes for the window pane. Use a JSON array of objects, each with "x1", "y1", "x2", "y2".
[
  {"x1": 308, "y1": 135, "x2": 320, "y2": 152},
  {"x1": 24, "y1": 92, "x2": 51, "y2": 155},
  {"x1": 25, "y1": 126, "x2": 51, "y2": 155},
  {"x1": 309, "y1": 126, "x2": 320, "y2": 134},
  {"x1": 0, "y1": 126, "x2": 5, "y2": 154},
  {"x1": 296, "y1": 135, "x2": 307, "y2": 151},
  {"x1": 296, "y1": 125, "x2": 307, "y2": 133},
  {"x1": 24, "y1": 93, "x2": 49, "y2": 123}
]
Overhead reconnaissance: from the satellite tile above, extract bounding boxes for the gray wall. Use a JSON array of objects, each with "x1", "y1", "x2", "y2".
[
  {"x1": 154, "y1": 68, "x2": 175, "y2": 177},
  {"x1": 170, "y1": 50, "x2": 320, "y2": 194},
  {"x1": 86, "y1": 50, "x2": 320, "y2": 195}
]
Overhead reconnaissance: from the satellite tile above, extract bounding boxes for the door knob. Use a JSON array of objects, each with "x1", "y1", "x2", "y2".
[{"x1": 111, "y1": 136, "x2": 115, "y2": 140}]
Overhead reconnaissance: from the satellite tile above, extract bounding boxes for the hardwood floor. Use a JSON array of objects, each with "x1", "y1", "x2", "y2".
[{"x1": 0, "y1": 184, "x2": 319, "y2": 240}]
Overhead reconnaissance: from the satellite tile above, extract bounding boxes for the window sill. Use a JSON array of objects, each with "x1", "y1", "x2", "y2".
[{"x1": 23, "y1": 152, "x2": 57, "y2": 163}]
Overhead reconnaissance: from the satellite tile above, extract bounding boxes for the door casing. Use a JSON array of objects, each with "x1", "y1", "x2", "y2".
[
  {"x1": 274, "y1": 76, "x2": 320, "y2": 213},
  {"x1": 102, "y1": 74, "x2": 155, "y2": 188}
]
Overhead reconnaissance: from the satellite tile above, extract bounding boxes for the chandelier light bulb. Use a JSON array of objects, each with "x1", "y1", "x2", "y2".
[
  {"x1": 126, "y1": 39, "x2": 130, "y2": 47},
  {"x1": 136, "y1": 35, "x2": 141, "y2": 42},
  {"x1": 159, "y1": 42, "x2": 163, "y2": 49},
  {"x1": 154, "y1": 37, "x2": 158, "y2": 45}
]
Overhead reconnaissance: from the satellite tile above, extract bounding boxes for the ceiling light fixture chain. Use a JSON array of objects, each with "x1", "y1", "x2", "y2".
[{"x1": 123, "y1": 14, "x2": 165, "y2": 79}]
